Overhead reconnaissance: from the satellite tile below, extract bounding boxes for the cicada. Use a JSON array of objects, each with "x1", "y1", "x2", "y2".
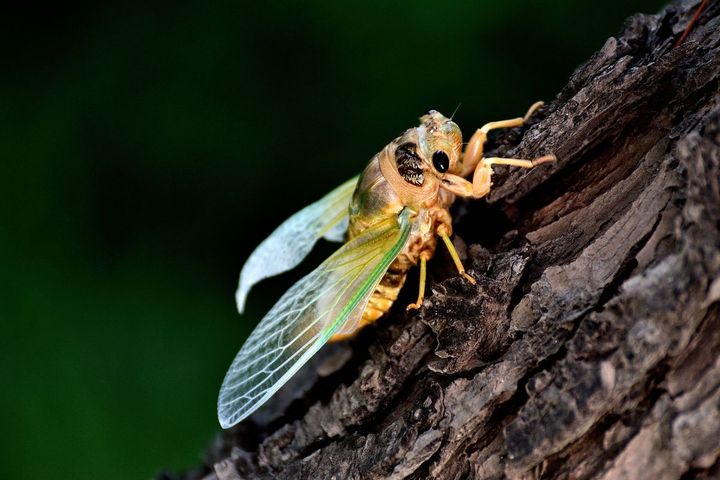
[{"x1": 218, "y1": 102, "x2": 555, "y2": 428}]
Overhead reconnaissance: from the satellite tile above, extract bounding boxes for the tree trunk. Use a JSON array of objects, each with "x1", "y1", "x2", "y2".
[{"x1": 168, "y1": 1, "x2": 720, "y2": 478}]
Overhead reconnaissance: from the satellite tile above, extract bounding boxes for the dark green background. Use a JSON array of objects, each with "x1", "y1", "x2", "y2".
[{"x1": 2, "y1": 1, "x2": 664, "y2": 478}]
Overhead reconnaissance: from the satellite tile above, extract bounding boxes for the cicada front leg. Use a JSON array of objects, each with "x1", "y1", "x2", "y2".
[
  {"x1": 457, "y1": 101, "x2": 545, "y2": 178},
  {"x1": 457, "y1": 101, "x2": 555, "y2": 199},
  {"x1": 472, "y1": 154, "x2": 556, "y2": 198},
  {"x1": 441, "y1": 153, "x2": 555, "y2": 200}
]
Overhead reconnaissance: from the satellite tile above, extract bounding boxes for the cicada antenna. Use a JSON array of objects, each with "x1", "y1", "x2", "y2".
[{"x1": 450, "y1": 102, "x2": 462, "y2": 121}]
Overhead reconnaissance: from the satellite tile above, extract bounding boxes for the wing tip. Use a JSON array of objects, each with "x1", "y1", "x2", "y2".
[
  {"x1": 218, "y1": 416, "x2": 232, "y2": 430},
  {"x1": 235, "y1": 285, "x2": 248, "y2": 314},
  {"x1": 217, "y1": 394, "x2": 264, "y2": 429},
  {"x1": 217, "y1": 411, "x2": 236, "y2": 430},
  {"x1": 217, "y1": 391, "x2": 244, "y2": 429}
]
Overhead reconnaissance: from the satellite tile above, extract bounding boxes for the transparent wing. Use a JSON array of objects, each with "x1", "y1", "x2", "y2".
[
  {"x1": 218, "y1": 209, "x2": 411, "y2": 428},
  {"x1": 323, "y1": 212, "x2": 349, "y2": 242},
  {"x1": 236, "y1": 176, "x2": 358, "y2": 313}
]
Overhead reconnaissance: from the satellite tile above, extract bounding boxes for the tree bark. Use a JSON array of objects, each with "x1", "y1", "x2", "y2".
[{"x1": 168, "y1": 1, "x2": 720, "y2": 478}]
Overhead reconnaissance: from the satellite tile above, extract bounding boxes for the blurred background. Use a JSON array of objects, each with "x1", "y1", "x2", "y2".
[{"x1": 1, "y1": 0, "x2": 665, "y2": 478}]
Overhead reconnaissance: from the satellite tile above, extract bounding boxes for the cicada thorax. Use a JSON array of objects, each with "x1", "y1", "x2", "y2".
[{"x1": 330, "y1": 137, "x2": 454, "y2": 341}]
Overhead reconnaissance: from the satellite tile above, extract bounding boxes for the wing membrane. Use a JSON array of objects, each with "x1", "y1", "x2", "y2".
[
  {"x1": 235, "y1": 176, "x2": 358, "y2": 313},
  {"x1": 218, "y1": 209, "x2": 411, "y2": 428}
]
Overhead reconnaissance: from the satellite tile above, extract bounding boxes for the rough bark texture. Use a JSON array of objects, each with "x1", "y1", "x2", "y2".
[{"x1": 165, "y1": 1, "x2": 720, "y2": 478}]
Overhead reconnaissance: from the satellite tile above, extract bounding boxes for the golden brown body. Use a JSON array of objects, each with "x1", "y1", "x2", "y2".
[
  {"x1": 347, "y1": 158, "x2": 453, "y2": 332},
  {"x1": 220, "y1": 104, "x2": 555, "y2": 430},
  {"x1": 329, "y1": 105, "x2": 554, "y2": 342},
  {"x1": 328, "y1": 111, "x2": 461, "y2": 341}
]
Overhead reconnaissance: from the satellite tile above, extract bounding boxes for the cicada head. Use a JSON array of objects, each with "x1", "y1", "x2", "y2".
[
  {"x1": 377, "y1": 110, "x2": 463, "y2": 208},
  {"x1": 418, "y1": 110, "x2": 463, "y2": 176}
]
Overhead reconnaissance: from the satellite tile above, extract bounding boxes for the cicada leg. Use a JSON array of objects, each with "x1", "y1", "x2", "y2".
[
  {"x1": 473, "y1": 154, "x2": 556, "y2": 198},
  {"x1": 457, "y1": 101, "x2": 545, "y2": 177},
  {"x1": 437, "y1": 226, "x2": 476, "y2": 284},
  {"x1": 406, "y1": 253, "x2": 430, "y2": 311}
]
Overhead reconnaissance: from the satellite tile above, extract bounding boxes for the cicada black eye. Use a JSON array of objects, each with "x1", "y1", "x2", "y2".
[{"x1": 432, "y1": 150, "x2": 449, "y2": 173}]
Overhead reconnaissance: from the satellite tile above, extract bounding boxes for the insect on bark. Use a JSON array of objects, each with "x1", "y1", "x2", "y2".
[{"x1": 218, "y1": 102, "x2": 555, "y2": 428}]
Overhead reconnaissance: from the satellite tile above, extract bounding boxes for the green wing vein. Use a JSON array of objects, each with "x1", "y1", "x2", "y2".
[{"x1": 218, "y1": 209, "x2": 411, "y2": 428}]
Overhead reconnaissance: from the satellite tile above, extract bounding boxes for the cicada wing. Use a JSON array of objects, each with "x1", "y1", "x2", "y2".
[
  {"x1": 218, "y1": 209, "x2": 411, "y2": 428},
  {"x1": 322, "y1": 211, "x2": 349, "y2": 242},
  {"x1": 235, "y1": 176, "x2": 358, "y2": 313}
]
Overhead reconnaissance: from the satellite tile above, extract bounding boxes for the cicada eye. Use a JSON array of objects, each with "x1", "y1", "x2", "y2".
[{"x1": 432, "y1": 150, "x2": 449, "y2": 173}]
